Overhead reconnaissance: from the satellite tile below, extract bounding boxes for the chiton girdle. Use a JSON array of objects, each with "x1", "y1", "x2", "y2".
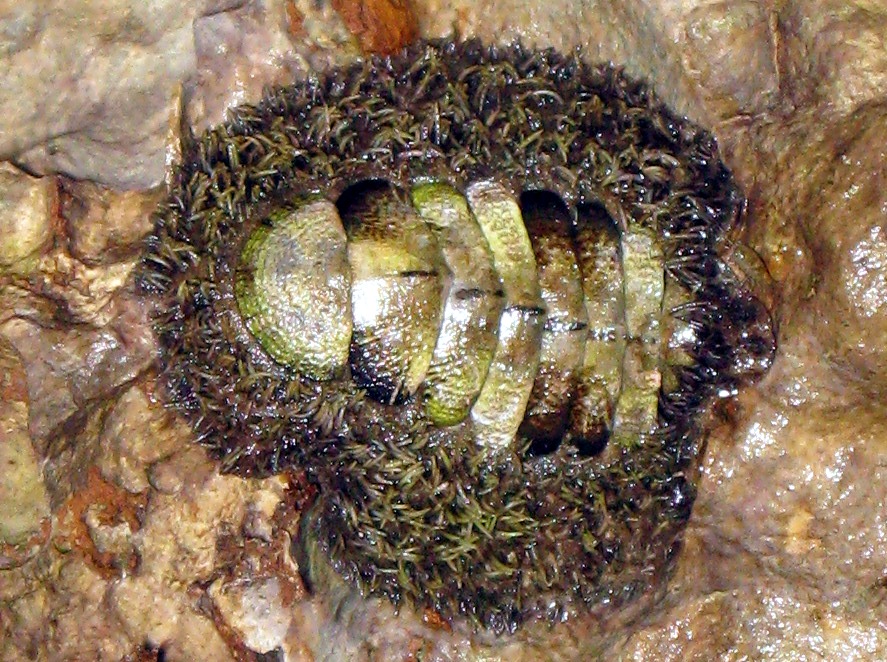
[{"x1": 139, "y1": 39, "x2": 775, "y2": 633}]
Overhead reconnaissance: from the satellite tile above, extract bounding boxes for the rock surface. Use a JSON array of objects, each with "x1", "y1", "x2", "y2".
[
  {"x1": 1, "y1": 0, "x2": 886, "y2": 660},
  {"x1": 0, "y1": 163, "x2": 56, "y2": 271},
  {"x1": 0, "y1": 335, "x2": 50, "y2": 567}
]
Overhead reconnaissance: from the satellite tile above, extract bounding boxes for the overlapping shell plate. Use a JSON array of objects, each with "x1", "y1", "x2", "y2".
[{"x1": 138, "y1": 39, "x2": 775, "y2": 633}]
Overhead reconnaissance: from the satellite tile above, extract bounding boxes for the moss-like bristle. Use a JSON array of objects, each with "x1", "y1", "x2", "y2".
[{"x1": 137, "y1": 39, "x2": 775, "y2": 633}]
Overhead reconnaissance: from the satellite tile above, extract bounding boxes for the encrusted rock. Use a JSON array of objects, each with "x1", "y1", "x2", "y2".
[
  {"x1": 209, "y1": 577, "x2": 293, "y2": 656},
  {"x1": 30, "y1": 252, "x2": 137, "y2": 325},
  {"x1": 44, "y1": 560, "x2": 131, "y2": 660},
  {"x1": 331, "y1": 0, "x2": 418, "y2": 54},
  {"x1": 111, "y1": 577, "x2": 235, "y2": 662},
  {"x1": 97, "y1": 384, "x2": 183, "y2": 494},
  {"x1": 1, "y1": 317, "x2": 154, "y2": 447},
  {"x1": 0, "y1": 162, "x2": 56, "y2": 272},
  {"x1": 58, "y1": 178, "x2": 160, "y2": 267},
  {"x1": 0, "y1": 334, "x2": 50, "y2": 568}
]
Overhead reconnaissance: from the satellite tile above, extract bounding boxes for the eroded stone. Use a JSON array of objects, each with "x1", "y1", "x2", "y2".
[
  {"x1": 97, "y1": 384, "x2": 184, "y2": 494},
  {"x1": 0, "y1": 162, "x2": 56, "y2": 272},
  {"x1": 2, "y1": 317, "x2": 153, "y2": 446},
  {"x1": 59, "y1": 178, "x2": 160, "y2": 266},
  {"x1": 209, "y1": 577, "x2": 292, "y2": 655},
  {"x1": 0, "y1": 334, "x2": 49, "y2": 566}
]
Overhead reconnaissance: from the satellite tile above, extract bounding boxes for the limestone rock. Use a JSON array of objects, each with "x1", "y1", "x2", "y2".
[
  {"x1": 59, "y1": 178, "x2": 161, "y2": 266},
  {"x1": 96, "y1": 384, "x2": 184, "y2": 494},
  {"x1": 0, "y1": 163, "x2": 55, "y2": 272},
  {"x1": 0, "y1": 335, "x2": 49, "y2": 567},
  {"x1": 1, "y1": 316, "x2": 154, "y2": 447}
]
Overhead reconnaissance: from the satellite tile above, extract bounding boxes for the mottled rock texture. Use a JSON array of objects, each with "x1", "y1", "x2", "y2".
[
  {"x1": 1, "y1": 0, "x2": 886, "y2": 660},
  {"x1": 0, "y1": 163, "x2": 56, "y2": 270},
  {"x1": 0, "y1": 335, "x2": 49, "y2": 566}
]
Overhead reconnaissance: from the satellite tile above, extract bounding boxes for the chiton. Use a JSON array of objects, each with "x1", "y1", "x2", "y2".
[{"x1": 139, "y1": 39, "x2": 775, "y2": 633}]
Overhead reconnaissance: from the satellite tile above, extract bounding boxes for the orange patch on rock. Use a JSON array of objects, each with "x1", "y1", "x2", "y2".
[
  {"x1": 56, "y1": 466, "x2": 148, "y2": 579},
  {"x1": 284, "y1": 0, "x2": 306, "y2": 38},
  {"x1": 422, "y1": 607, "x2": 453, "y2": 632},
  {"x1": 332, "y1": 0, "x2": 418, "y2": 55}
]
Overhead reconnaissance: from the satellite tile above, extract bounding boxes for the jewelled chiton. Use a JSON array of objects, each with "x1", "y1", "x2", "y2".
[{"x1": 140, "y1": 40, "x2": 775, "y2": 633}]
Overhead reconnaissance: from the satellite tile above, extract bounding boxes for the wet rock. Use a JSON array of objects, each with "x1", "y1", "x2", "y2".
[
  {"x1": 0, "y1": 163, "x2": 56, "y2": 272},
  {"x1": 209, "y1": 577, "x2": 293, "y2": 655},
  {"x1": 0, "y1": 1, "x2": 204, "y2": 188},
  {"x1": 1, "y1": 174, "x2": 154, "y2": 329},
  {"x1": 1, "y1": 0, "x2": 373, "y2": 187},
  {"x1": 0, "y1": 577, "x2": 50, "y2": 659},
  {"x1": 112, "y1": 577, "x2": 235, "y2": 662},
  {"x1": 613, "y1": 592, "x2": 738, "y2": 658},
  {"x1": 783, "y1": 0, "x2": 887, "y2": 113},
  {"x1": 733, "y1": 104, "x2": 887, "y2": 391},
  {"x1": 44, "y1": 560, "x2": 132, "y2": 661},
  {"x1": 54, "y1": 466, "x2": 146, "y2": 577},
  {"x1": 698, "y1": 374, "x2": 887, "y2": 603},
  {"x1": 616, "y1": 580, "x2": 887, "y2": 659},
  {"x1": 58, "y1": 178, "x2": 160, "y2": 266},
  {"x1": 799, "y1": 106, "x2": 887, "y2": 388},
  {"x1": 137, "y1": 469, "x2": 249, "y2": 581},
  {"x1": 0, "y1": 335, "x2": 50, "y2": 568},
  {"x1": 97, "y1": 383, "x2": 184, "y2": 494},
  {"x1": 242, "y1": 477, "x2": 288, "y2": 543},
  {"x1": 83, "y1": 503, "x2": 138, "y2": 565},
  {"x1": 109, "y1": 464, "x2": 297, "y2": 659},
  {"x1": 147, "y1": 444, "x2": 216, "y2": 495},
  {"x1": 420, "y1": 0, "x2": 785, "y2": 129},
  {"x1": 29, "y1": 252, "x2": 137, "y2": 325},
  {"x1": 208, "y1": 475, "x2": 312, "y2": 658},
  {"x1": 107, "y1": 463, "x2": 247, "y2": 658},
  {"x1": 285, "y1": 0, "x2": 364, "y2": 60},
  {"x1": 681, "y1": 1, "x2": 780, "y2": 119},
  {"x1": 1, "y1": 315, "x2": 154, "y2": 447},
  {"x1": 188, "y1": 1, "x2": 320, "y2": 133}
]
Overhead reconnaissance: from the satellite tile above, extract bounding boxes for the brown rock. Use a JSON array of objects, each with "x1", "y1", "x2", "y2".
[
  {"x1": 800, "y1": 107, "x2": 887, "y2": 389},
  {"x1": 285, "y1": 0, "x2": 306, "y2": 37},
  {"x1": 783, "y1": 0, "x2": 887, "y2": 113},
  {"x1": 682, "y1": 1, "x2": 780, "y2": 119},
  {"x1": 54, "y1": 466, "x2": 146, "y2": 578}
]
